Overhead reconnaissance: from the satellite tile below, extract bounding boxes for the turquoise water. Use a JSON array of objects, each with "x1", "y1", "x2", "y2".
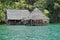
[{"x1": 0, "y1": 24, "x2": 60, "y2": 40}]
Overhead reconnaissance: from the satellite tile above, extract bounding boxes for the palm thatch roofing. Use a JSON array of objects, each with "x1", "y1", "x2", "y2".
[{"x1": 6, "y1": 9, "x2": 30, "y2": 20}]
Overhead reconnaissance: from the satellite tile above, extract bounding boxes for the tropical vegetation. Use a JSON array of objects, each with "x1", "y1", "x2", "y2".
[{"x1": 0, "y1": 0, "x2": 60, "y2": 24}]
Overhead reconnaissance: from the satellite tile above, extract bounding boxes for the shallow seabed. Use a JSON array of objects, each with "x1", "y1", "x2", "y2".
[{"x1": 0, "y1": 24, "x2": 60, "y2": 40}]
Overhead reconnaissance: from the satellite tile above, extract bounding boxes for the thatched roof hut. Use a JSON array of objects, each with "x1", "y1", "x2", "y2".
[
  {"x1": 23, "y1": 8, "x2": 49, "y2": 25},
  {"x1": 6, "y1": 9, "x2": 30, "y2": 24}
]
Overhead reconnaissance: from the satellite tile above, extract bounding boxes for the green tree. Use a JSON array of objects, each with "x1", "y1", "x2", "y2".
[
  {"x1": 46, "y1": 0, "x2": 60, "y2": 23},
  {"x1": 34, "y1": 0, "x2": 47, "y2": 10}
]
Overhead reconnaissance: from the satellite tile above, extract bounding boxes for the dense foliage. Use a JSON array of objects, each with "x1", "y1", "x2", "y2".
[
  {"x1": 0, "y1": 0, "x2": 60, "y2": 23},
  {"x1": 46, "y1": 0, "x2": 60, "y2": 23}
]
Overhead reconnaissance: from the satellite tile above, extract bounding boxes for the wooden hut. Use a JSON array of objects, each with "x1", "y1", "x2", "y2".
[
  {"x1": 6, "y1": 9, "x2": 30, "y2": 25},
  {"x1": 30, "y1": 8, "x2": 49, "y2": 25}
]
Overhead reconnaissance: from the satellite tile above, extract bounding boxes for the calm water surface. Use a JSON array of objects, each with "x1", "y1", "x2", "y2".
[{"x1": 0, "y1": 24, "x2": 60, "y2": 40}]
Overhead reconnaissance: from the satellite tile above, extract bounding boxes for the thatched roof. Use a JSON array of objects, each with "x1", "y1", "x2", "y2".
[
  {"x1": 30, "y1": 8, "x2": 49, "y2": 20},
  {"x1": 6, "y1": 9, "x2": 30, "y2": 20}
]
